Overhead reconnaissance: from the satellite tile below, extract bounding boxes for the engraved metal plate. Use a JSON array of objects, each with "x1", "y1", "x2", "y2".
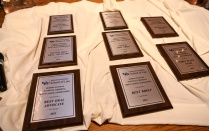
[
  {"x1": 48, "y1": 14, "x2": 74, "y2": 35},
  {"x1": 102, "y1": 30, "x2": 143, "y2": 60},
  {"x1": 22, "y1": 70, "x2": 83, "y2": 131},
  {"x1": 141, "y1": 17, "x2": 178, "y2": 38},
  {"x1": 38, "y1": 36, "x2": 77, "y2": 69},
  {"x1": 31, "y1": 73, "x2": 75, "y2": 123},
  {"x1": 163, "y1": 44, "x2": 208, "y2": 74},
  {"x1": 110, "y1": 62, "x2": 173, "y2": 117},
  {"x1": 100, "y1": 11, "x2": 128, "y2": 30},
  {"x1": 116, "y1": 65, "x2": 165, "y2": 109},
  {"x1": 156, "y1": 42, "x2": 209, "y2": 81}
]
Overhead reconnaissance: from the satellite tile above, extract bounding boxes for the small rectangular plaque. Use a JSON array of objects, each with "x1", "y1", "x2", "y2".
[
  {"x1": 110, "y1": 62, "x2": 173, "y2": 117},
  {"x1": 22, "y1": 70, "x2": 83, "y2": 131},
  {"x1": 100, "y1": 11, "x2": 128, "y2": 30},
  {"x1": 38, "y1": 36, "x2": 77, "y2": 69},
  {"x1": 156, "y1": 42, "x2": 209, "y2": 81},
  {"x1": 141, "y1": 17, "x2": 178, "y2": 38},
  {"x1": 47, "y1": 14, "x2": 74, "y2": 35},
  {"x1": 102, "y1": 30, "x2": 143, "y2": 60}
]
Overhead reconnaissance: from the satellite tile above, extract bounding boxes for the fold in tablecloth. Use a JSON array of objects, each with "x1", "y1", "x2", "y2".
[{"x1": 0, "y1": 0, "x2": 209, "y2": 131}]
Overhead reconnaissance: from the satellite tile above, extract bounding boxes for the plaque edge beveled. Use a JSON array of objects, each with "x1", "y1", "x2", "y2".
[
  {"x1": 109, "y1": 62, "x2": 173, "y2": 118},
  {"x1": 38, "y1": 35, "x2": 77, "y2": 69},
  {"x1": 47, "y1": 14, "x2": 74, "y2": 35},
  {"x1": 156, "y1": 42, "x2": 209, "y2": 81},
  {"x1": 99, "y1": 11, "x2": 129, "y2": 30},
  {"x1": 102, "y1": 30, "x2": 143, "y2": 61},
  {"x1": 141, "y1": 16, "x2": 179, "y2": 38},
  {"x1": 22, "y1": 70, "x2": 83, "y2": 131}
]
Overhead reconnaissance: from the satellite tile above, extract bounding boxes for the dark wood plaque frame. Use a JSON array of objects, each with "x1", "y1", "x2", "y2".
[
  {"x1": 38, "y1": 36, "x2": 77, "y2": 69},
  {"x1": 22, "y1": 70, "x2": 83, "y2": 131},
  {"x1": 110, "y1": 62, "x2": 173, "y2": 118},
  {"x1": 156, "y1": 42, "x2": 209, "y2": 81},
  {"x1": 141, "y1": 17, "x2": 178, "y2": 38},
  {"x1": 102, "y1": 30, "x2": 143, "y2": 60},
  {"x1": 47, "y1": 14, "x2": 74, "y2": 35},
  {"x1": 100, "y1": 11, "x2": 128, "y2": 30}
]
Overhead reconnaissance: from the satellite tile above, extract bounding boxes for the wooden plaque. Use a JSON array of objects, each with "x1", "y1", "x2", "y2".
[
  {"x1": 38, "y1": 36, "x2": 77, "y2": 69},
  {"x1": 156, "y1": 42, "x2": 209, "y2": 81},
  {"x1": 47, "y1": 14, "x2": 74, "y2": 35},
  {"x1": 102, "y1": 30, "x2": 143, "y2": 60},
  {"x1": 110, "y1": 62, "x2": 173, "y2": 118},
  {"x1": 22, "y1": 70, "x2": 83, "y2": 131},
  {"x1": 141, "y1": 17, "x2": 178, "y2": 38},
  {"x1": 100, "y1": 11, "x2": 128, "y2": 30}
]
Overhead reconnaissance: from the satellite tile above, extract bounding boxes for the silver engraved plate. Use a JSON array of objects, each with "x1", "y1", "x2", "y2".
[
  {"x1": 163, "y1": 44, "x2": 208, "y2": 74},
  {"x1": 106, "y1": 31, "x2": 139, "y2": 55},
  {"x1": 43, "y1": 37, "x2": 73, "y2": 64},
  {"x1": 116, "y1": 65, "x2": 165, "y2": 109},
  {"x1": 50, "y1": 15, "x2": 72, "y2": 32},
  {"x1": 31, "y1": 73, "x2": 75, "y2": 123},
  {"x1": 101, "y1": 12, "x2": 126, "y2": 27},
  {"x1": 144, "y1": 17, "x2": 174, "y2": 34}
]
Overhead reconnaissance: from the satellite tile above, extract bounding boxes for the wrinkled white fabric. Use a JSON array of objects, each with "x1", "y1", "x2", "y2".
[
  {"x1": 0, "y1": 0, "x2": 209, "y2": 131},
  {"x1": 89, "y1": 0, "x2": 209, "y2": 126},
  {"x1": 0, "y1": 1, "x2": 103, "y2": 131}
]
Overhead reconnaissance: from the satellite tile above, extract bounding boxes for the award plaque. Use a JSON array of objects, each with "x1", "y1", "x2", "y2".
[
  {"x1": 100, "y1": 11, "x2": 128, "y2": 30},
  {"x1": 47, "y1": 14, "x2": 74, "y2": 35},
  {"x1": 141, "y1": 17, "x2": 178, "y2": 38},
  {"x1": 22, "y1": 70, "x2": 83, "y2": 131},
  {"x1": 110, "y1": 62, "x2": 173, "y2": 118},
  {"x1": 156, "y1": 42, "x2": 209, "y2": 81},
  {"x1": 102, "y1": 30, "x2": 143, "y2": 60},
  {"x1": 38, "y1": 36, "x2": 77, "y2": 69}
]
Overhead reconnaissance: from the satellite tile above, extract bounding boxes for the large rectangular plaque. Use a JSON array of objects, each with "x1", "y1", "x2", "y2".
[
  {"x1": 156, "y1": 42, "x2": 209, "y2": 81},
  {"x1": 141, "y1": 17, "x2": 178, "y2": 38},
  {"x1": 47, "y1": 14, "x2": 74, "y2": 35},
  {"x1": 102, "y1": 30, "x2": 143, "y2": 60},
  {"x1": 110, "y1": 62, "x2": 173, "y2": 117},
  {"x1": 38, "y1": 36, "x2": 77, "y2": 69},
  {"x1": 22, "y1": 70, "x2": 83, "y2": 131},
  {"x1": 100, "y1": 11, "x2": 128, "y2": 30}
]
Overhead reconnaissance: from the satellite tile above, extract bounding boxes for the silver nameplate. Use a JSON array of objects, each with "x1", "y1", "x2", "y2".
[
  {"x1": 144, "y1": 17, "x2": 175, "y2": 34},
  {"x1": 116, "y1": 65, "x2": 165, "y2": 109},
  {"x1": 163, "y1": 44, "x2": 208, "y2": 74},
  {"x1": 106, "y1": 31, "x2": 139, "y2": 55},
  {"x1": 43, "y1": 37, "x2": 73, "y2": 64},
  {"x1": 101, "y1": 12, "x2": 126, "y2": 27},
  {"x1": 50, "y1": 15, "x2": 72, "y2": 32},
  {"x1": 31, "y1": 73, "x2": 75, "y2": 122}
]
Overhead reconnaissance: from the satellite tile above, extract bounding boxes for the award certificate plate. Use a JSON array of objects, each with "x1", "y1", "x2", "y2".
[
  {"x1": 102, "y1": 30, "x2": 143, "y2": 60},
  {"x1": 141, "y1": 17, "x2": 178, "y2": 38},
  {"x1": 22, "y1": 70, "x2": 83, "y2": 131},
  {"x1": 100, "y1": 11, "x2": 128, "y2": 30},
  {"x1": 156, "y1": 42, "x2": 209, "y2": 81},
  {"x1": 38, "y1": 36, "x2": 77, "y2": 69},
  {"x1": 110, "y1": 62, "x2": 173, "y2": 117},
  {"x1": 48, "y1": 14, "x2": 74, "y2": 35}
]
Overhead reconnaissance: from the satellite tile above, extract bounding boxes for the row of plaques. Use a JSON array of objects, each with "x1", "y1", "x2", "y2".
[
  {"x1": 23, "y1": 62, "x2": 174, "y2": 130},
  {"x1": 22, "y1": 11, "x2": 209, "y2": 131},
  {"x1": 100, "y1": 11, "x2": 209, "y2": 80}
]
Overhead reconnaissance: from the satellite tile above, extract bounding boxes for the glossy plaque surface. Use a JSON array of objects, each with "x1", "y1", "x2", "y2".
[
  {"x1": 141, "y1": 17, "x2": 178, "y2": 38},
  {"x1": 48, "y1": 14, "x2": 74, "y2": 35},
  {"x1": 156, "y1": 42, "x2": 209, "y2": 80},
  {"x1": 110, "y1": 62, "x2": 173, "y2": 117},
  {"x1": 100, "y1": 11, "x2": 128, "y2": 30},
  {"x1": 39, "y1": 36, "x2": 77, "y2": 69},
  {"x1": 22, "y1": 70, "x2": 83, "y2": 131},
  {"x1": 102, "y1": 30, "x2": 143, "y2": 60}
]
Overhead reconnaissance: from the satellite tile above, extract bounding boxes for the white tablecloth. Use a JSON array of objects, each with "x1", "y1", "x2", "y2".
[{"x1": 0, "y1": 0, "x2": 209, "y2": 130}]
